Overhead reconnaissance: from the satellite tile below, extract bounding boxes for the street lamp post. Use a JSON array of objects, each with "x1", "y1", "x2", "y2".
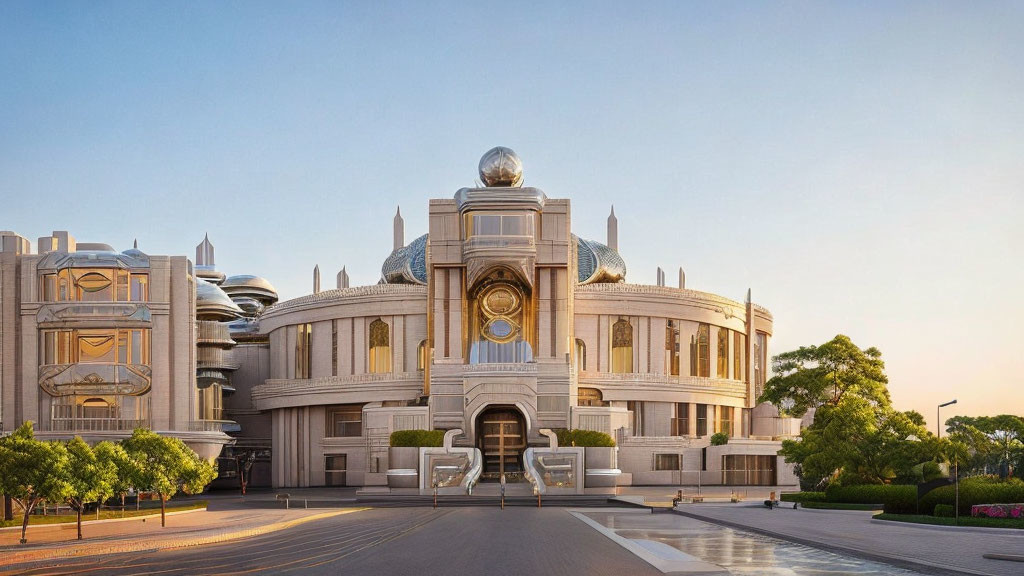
[{"x1": 937, "y1": 399, "x2": 957, "y2": 438}]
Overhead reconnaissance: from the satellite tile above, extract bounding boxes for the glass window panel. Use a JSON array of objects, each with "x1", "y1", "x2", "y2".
[
  {"x1": 717, "y1": 328, "x2": 729, "y2": 378},
  {"x1": 40, "y1": 274, "x2": 57, "y2": 301},
  {"x1": 690, "y1": 324, "x2": 710, "y2": 377},
  {"x1": 116, "y1": 270, "x2": 129, "y2": 301},
  {"x1": 75, "y1": 271, "x2": 113, "y2": 302},
  {"x1": 43, "y1": 332, "x2": 55, "y2": 365},
  {"x1": 696, "y1": 404, "x2": 708, "y2": 436},
  {"x1": 368, "y1": 319, "x2": 391, "y2": 373},
  {"x1": 473, "y1": 215, "x2": 501, "y2": 235},
  {"x1": 654, "y1": 454, "x2": 680, "y2": 471},
  {"x1": 77, "y1": 331, "x2": 116, "y2": 363},
  {"x1": 611, "y1": 319, "x2": 633, "y2": 373},
  {"x1": 118, "y1": 331, "x2": 128, "y2": 364},
  {"x1": 130, "y1": 275, "x2": 148, "y2": 301},
  {"x1": 130, "y1": 330, "x2": 143, "y2": 364},
  {"x1": 327, "y1": 405, "x2": 363, "y2": 437}
]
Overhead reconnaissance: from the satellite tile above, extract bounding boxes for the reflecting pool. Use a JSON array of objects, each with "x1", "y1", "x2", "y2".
[{"x1": 582, "y1": 511, "x2": 929, "y2": 575}]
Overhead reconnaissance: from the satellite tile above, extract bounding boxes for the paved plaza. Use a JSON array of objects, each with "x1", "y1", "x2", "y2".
[{"x1": 3, "y1": 498, "x2": 1023, "y2": 575}]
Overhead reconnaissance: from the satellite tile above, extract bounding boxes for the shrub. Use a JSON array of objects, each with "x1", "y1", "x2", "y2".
[
  {"x1": 710, "y1": 432, "x2": 729, "y2": 446},
  {"x1": 554, "y1": 429, "x2": 615, "y2": 447},
  {"x1": 934, "y1": 504, "x2": 955, "y2": 517},
  {"x1": 389, "y1": 430, "x2": 444, "y2": 447},
  {"x1": 825, "y1": 484, "x2": 917, "y2": 514},
  {"x1": 918, "y1": 476, "x2": 1024, "y2": 516},
  {"x1": 780, "y1": 491, "x2": 826, "y2": 503}
]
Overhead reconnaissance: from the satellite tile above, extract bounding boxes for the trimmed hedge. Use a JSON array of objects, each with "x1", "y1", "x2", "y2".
[
  {"x1": 825, "y1": 484, "x2": 917, "y2": 514},
  {"x1": 554, "y1": 429, "x2": 616, "y2": 447},
  {"x1": 933, "y1": 504, "x2": 955, "y2": 517},
  {"x1": 390, "y1": 429, "x2": 445, "y2": 447},
  {"x1": 780, "y1": 491, "x2": 826, "y2": 503},
  {"x1": 918, "y1": 477, "x2": 1024, "y2": 516}
]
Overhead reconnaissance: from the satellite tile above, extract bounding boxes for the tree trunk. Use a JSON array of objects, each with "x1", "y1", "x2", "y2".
[
  {"x1": 76, "y1": 505, "x2": 83, "y2": 540},
  {"x1": 19, "y1": 497, "x2": 38, "y2": 544},
  {"x1": 3, "y1": 494, "x2": 12, "y2": 521},
  {"x1": 160, "y1": 494, "x2": 166, "y2": 527}
]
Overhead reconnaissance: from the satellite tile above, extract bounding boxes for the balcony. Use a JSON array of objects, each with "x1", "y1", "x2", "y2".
[
  {"x1": 189, "y1": 419, "x2": 239, "y2": 433},
  {"x1": 39, "y1": 362, "x2": 151, "y2": 396},
  {"x1": 49, "y1": 417, "x2": 147, "y2": 432},
  {"x1": 253, "y1": 372, "x2": 422, "y2": 410}
]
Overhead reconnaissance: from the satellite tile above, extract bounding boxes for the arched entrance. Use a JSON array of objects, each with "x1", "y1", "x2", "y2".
[{"x1": 476, "y1": 406, "x2": 527, "y2": 481}]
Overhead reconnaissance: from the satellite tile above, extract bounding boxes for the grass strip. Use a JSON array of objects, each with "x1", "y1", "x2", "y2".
[
  {"x1": 802, "y1": 502, "x2": 882, "y2": 511},
  {"x1": 875, "y1": 513, "x2": 1024, "y2": 530},
  {"x1": 0, "y1": 501, "x2": 208, "y2": 528}
]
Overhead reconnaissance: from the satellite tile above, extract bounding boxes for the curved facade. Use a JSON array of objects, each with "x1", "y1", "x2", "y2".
[{"x1": 238, "y1": 148, "x2": 799, "y2": 489}]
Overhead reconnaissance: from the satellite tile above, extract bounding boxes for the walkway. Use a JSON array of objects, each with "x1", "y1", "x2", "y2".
[{"x1": 675, "y1": 503, "x2": 1024, "y2": 576}]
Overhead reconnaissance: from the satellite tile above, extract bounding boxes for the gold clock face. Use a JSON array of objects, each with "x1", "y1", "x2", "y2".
[{"x1": 480, "y1": 285, "x2": 520, "y2": 317}]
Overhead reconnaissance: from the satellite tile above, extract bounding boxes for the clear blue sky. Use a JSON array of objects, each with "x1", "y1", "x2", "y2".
[{"x1": 2, "y1": 1, "x2": 1021, "y2": 430}]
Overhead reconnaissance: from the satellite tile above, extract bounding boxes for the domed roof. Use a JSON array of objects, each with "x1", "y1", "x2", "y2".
[
  {"x1": 478, "y1": 146, "x2": 524, "y2": 187},
  {"x1": 221, "y1": 275, "x2": 279, "y2": 304},
  {"x1": 381, "y1": 234, "x2": 428, "y2": 285},
  {"x1": 575, "y1": 235, "x2": 627, "y2": 284},
  {"x1": 196, "y1": 279, "x2": 244, "y2": 321}
]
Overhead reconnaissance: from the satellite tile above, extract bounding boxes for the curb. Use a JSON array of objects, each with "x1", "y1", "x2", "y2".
[
  {"x1": 0, "y1": 508, "x2": 364, "y2": 569},
  {"x1": 0, "y1": 506, "x2": 207, "y2": 532},
  {"x1": 870, "y1": 517, "x2": 1024, "y2": 536}
]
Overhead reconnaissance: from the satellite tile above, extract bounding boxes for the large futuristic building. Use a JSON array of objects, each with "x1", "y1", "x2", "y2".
[{"x1": 0, "y1": 148, "x2": 800, "y2": 490}]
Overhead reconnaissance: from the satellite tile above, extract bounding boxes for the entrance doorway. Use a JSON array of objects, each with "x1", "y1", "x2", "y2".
[{"x1": 476, "y1": 406, "x2": 526, "y2": 481}]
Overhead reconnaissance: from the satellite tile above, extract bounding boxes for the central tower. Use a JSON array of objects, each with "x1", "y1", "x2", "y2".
[{"x1": 425, "y1": 147, "x2": 575, "y2": 475}]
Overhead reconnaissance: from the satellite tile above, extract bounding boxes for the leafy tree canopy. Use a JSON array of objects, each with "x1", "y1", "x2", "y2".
[{"x1": 759, "y1": 334, "x2": 890, "y2": 418}]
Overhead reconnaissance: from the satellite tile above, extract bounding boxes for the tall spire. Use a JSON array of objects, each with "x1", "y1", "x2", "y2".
[
  {"x1": 313, "y1": 264, "x2": 321, "y2": 294},
  {"x1": 394, "y1": 206, "x2": 405, "y2": 250},
  {"x1": 656, "y1": 266, "x2": 665, "y2": 286},
  {"x1": 678, "y1": 267, "x2": 686, "y2": 289},
  {"x1": 133, "y1": 239, "x2": 138, "y2": 250},
  {"x1": 337, "y1": 266, "x2": 350, "y2": 289},
  {"x1": 607, "y1": 205, "x2": 618, "y2": 252},
  {"x1": 196, "y1": 233, "x2": 214, "y2": 266}
]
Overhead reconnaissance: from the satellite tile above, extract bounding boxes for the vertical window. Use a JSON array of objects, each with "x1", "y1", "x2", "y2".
[
  {"x1": 628, "y1": 400, "x2": 644, "y2": 436},
  {"x1": 575, "y1": 339, "x2": 586, "y2": 372},
  {"x1": 40, "y1": 274, "x2": 57, "y2": 301},
  {"x1": 368, "y1": 319, "x2": 391, "y2": 373},
  {"x1": 611, "y1": 318, "x2": 633, "y2": 373},
  {"x1": 325, "y1": 455, "x2": 347, "y2": 487},
  {"x1": 734, "y1": 332, "x2": 744, "y2": 381},
  {"x1": 673, "y1": 403, "x2": 690, "y2": 436},
  {"x1": 331, "y1": 321, "x2": 338, "y2": 377},
  {"x1": 58, "y1": 269, "x2": 70, "y2": 301},
  {"x1": 720, "y1": 406, "x2": 734, "y2": 437},
  {"x1": 77, "y1": 331, "x2": 116, "y2": 363},
  {"x1": 665, "y1": 321, "x2": 680, "y2": 375},
  {"x1": 116, "y1": 270, "x2": 129, "y2": 301},
  {"x1": 754, "y1": 332, "x2": 767, "y2": 395},
  {"x1": 696, "y1": 404, "x2": 708, "y2": 437},
  {"x1": 690, "y1": 323, "x2": 709, "y2": 377},
  {"x1": 417, "y1": 340, "x2": 428, "y2": 371},
  {"x1": 717, "y1": 328, "x2": 729, "y2": 378},
  {"x1": 130, "y1": 274, "x2": 148, "y2": 301},
  {"x1": 117, "y1": 331, "x2": 128, "y2": 364},
  {"x1": 295, "y1": 323, "x2": 312, "y2": 378}
]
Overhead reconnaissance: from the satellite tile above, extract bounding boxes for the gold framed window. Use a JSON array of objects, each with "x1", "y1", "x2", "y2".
[
  {"x1": 611, "y1": 318, "x2": 633, "y2": 373},
  {"x1": 368, "y1": 319, "x2": 391, "y2": 373}
]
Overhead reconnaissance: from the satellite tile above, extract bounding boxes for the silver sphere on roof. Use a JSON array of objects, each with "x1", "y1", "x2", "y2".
[
  {"x1": 196, "y1": 279, "x2": 244, "y2": 321},
  {"x1": 478, "y1": 146, "x2": 523, "y2": 188}
]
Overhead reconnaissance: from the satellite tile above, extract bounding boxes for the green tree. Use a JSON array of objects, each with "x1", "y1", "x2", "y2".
[
  {"x1": 94, "y1": 441, "x2": 138, "y2": 511},
  {"x1": 945, "y1": 414, "x2": 1024, "y2": 478},
  {"x1": 758, "y1": 334, "x2": 890, "y2": 418},
  {"x1": 121, "y1": 429, "x2": 217, "y2": 527},
  {"x1": 64, "y1": 437, "x2": 117, "y2": 540},
  {"x1": 0, "y1": 422, "x2": 72, "y2": 544}
]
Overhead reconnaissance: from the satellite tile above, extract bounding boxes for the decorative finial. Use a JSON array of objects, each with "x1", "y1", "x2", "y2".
[
  {"x1": 313, "y1": 265, "x2": 321, "y2": 294},
  {"x1": 678, "y1": 267, "x2": 685, "y2": 289},
  {"x1": 133, "y1": 239, "x2": 138, "y2": 249},
  {"x1": 607, "y1": 205, "x2": 619, "y2": 252},
  {"x1": 393, "y1": 205, "x2": 405, "y2": 250}
]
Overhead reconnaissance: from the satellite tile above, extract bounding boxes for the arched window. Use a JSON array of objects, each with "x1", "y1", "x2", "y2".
[
  {"x1": 575, "y1": 338, "x2": 586, "y2": 372},
  {"x1": 368, "y1": 319, "x2": 391, "y2": 373},
  {"x1": 80, "y1": 397, "x2": 111, "y2": 419},
  {"x1": 611, "y1": 318, "x2": 633, "y2": 374},
  {"x1": 417, "y1": 340, "x2": 428, "y2": 371},
  {"x1": 690, "y1": 323, "x2": 709, "y2": 377},
  {"x1": 717, "y1": 327, "x2": 729, "y2": 378}
]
